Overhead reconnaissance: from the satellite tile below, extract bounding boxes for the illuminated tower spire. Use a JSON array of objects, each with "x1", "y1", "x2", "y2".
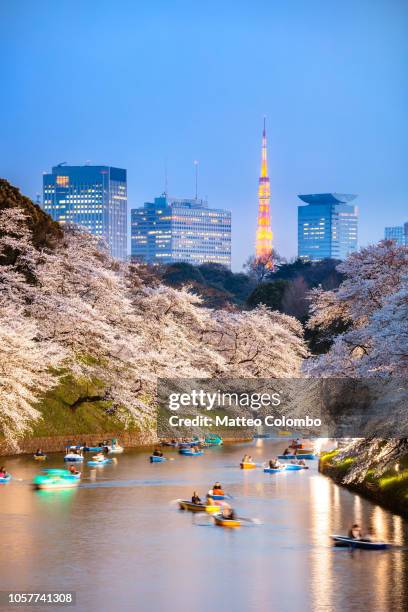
[{"x1": 255, "y1": 117, "x2": 273, "y2": 262}]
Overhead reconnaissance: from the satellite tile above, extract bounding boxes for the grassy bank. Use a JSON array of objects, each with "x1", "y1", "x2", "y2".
[
  {"x1": 319, "y1": 450, "x2": 408, "y2": 518},
  {"x1": 0, "y1": 374, "x2": 154, "y2": 455}
]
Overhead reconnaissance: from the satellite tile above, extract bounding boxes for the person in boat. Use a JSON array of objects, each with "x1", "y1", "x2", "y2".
[
  {"x1": 269, "y1": 458, "x2": 282, "y2": 469},
  {"x1": 34, "y1": 448, "x2": 45, "y2": 457},
  {"x1": 191, "y1": 491, "x2": 201, "y2": 504},
  {"x1": 348, "y1": 524, "x2": 363, "y2": 540},
  {"x1": 69, "y1": 465, "x2": 80, "y2": 475},
  {"x1": 93, "y1": 452, "x2": 105, "y2": 462},
  {"x1": 248, "y1": 456, "x2": 253, "y2": 463},
  {"x1": 291, "y1": 458, "x2": 306, "y2": 466},
  {"x1": 0, "y1": 466, "x2": 9, "y2": 478},
  {"x1": 282, "y1": 448, "x2": 291, "y2": 456},
  {"x1": 221, "y1": 505, "x2": 236, "y2": 520},
  {"x1": 152, "y1": 448, "x2": 163, "y2": 457},
  {"x1": 212, "y1": 482, "x2": 224, "y2": 495},
  {"x1": 242, "y1": 454, "x2": 249, "y2": 463}
]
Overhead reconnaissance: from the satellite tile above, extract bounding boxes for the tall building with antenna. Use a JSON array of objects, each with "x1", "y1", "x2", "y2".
[
  {"x1": 131, "y1": 194, "x2": 231, "y2": 268},
  {"x1": 255, "y1": 119, "x2": 273, "y2": 261}
]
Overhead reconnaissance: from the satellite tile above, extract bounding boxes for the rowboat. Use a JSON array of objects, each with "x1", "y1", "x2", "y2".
[
  {"x1": 214, "y1": 514, "x2": 241, "y2": 528},
  {"x1": 107, "y1": 445, "x2": 124, "y2": 454},
  {"x1": 240, "y1": 462, "x2": 256, "y2": 469},
  {"x1": 87, "y1": 458, "x2": 112, "y2": 466},
  {"x1": 178, "y1": 500, "x2": 220, "y2": 513},
  {"x1": 0, "y1": 475, "x2": 11, "y2": 483},
  {"x1": 179, "y1": 449, "x2": 204, "y2": 456},
  {"x1": 277, "y1": 454, "x2": 315, "y2": 460},
  {"x1": 64, "y1": 453, "x2": 84, "y2": 462},
  {"x1": 263, "y1": 465, "x2": 286, "y2": 473},
  {"x1": 285, "y1": 464, "x2": 308, "y2": 471},
  {"x1": 331, "y1": 535, "x2": 390, "y2": 550},
  {"x1": 204, "y1": 435, "x2": 223, "y2": 446},
  {"x1": 150, "y1": 455, "x2": 166, "y2": 463},
  {"x1": 33, "y1": 470, "x2": 79, "y2": 490},
  {"x1": 34, "y1": 455, "x2": 47, "y2": 461}
]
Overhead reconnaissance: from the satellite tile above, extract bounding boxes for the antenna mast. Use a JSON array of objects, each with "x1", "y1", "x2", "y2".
[{"x1": 193, "y1": 160, "x2": 199, "y2": 200}]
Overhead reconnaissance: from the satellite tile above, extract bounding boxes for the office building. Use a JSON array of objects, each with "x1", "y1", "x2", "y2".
[
  {"x1": 298, "y1": 193, "x2": 358, "y2": 261},
  {"x1": 384, "y1": 222, "x2": 408, "y2": 246},
  {"x1": 42, "y1": 164, "x2": 127, "y2": 260},
  {"x1": 131, "y1": 195, "x2": 231, "y2": 268}
]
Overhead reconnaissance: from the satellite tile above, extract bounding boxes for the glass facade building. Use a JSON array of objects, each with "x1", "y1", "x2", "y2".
[
  {"x1": 298, "y1": 193, "x2": 358, "y2": 261},
  {"x1": 42, "y1": 165, "x2": 127, "y2": 260},
  {"x1": 131, "y1": 195, "x2": 231, "y2": 268},
  {"x1": 384, "y1": 223, "x2": 408, "y2": 246}
]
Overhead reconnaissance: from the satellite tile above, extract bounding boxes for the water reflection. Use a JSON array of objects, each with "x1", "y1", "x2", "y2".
[
  {"x1": 0, "y1": 441, "x2": 407, "y2": 612},
  {"x1": 310, "y1": 474, "x2": 333, "y2": 611}
]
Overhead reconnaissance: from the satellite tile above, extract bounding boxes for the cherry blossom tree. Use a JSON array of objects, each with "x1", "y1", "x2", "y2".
[
  {"x1": 307, "y1": 241, "x2": 408, "y2": 376},
  {"x1": 0, "y1": 305, "x2": 65, "y2": 447},
  {"x1": 0, "y1": 203, "x2": 308, "y2": 443}
]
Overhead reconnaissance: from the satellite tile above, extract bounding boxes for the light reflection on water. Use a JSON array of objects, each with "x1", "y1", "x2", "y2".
[{"x1": 0, "y1": 440, "x2": 407, "y2": 612}]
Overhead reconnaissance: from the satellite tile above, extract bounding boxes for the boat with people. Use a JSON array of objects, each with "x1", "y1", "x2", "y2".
[
  {"x1": 64, "y1": 452, "x2": 84, "y2": 462},
  {"x1": 207, "y1": 481, "x2": 226, "y2": 499},
  {"x1": 264, "y1": 465, "x2": 286, "y2": 473},
  {"x1": 33, "y1": 469, "x2": 79, "y2": 490},
  {"x1": 179, "y1": 448, "x2": 204, "y2": 456},
  {"x1": 278, "y1": 454, "x2": 315, "y2": 460},
  {"x1": 331, "y1": 535, "x2": 390, "y2": 550},
  {"x1": 207, "y1": 489, "x2": 226, "y2": 500},
  {"x1": 104, "y1": 438, "x2": 124, "y2": 454},
  {"x1": 285, "y1": 463, "x2": 308, "y2": 471},
  {"x1": 150, "y1": 455, "x2": 167, "y2": 463},
  {"x1": 240, "y1": 454, "x2": 256, "y2": 469},
  {"x1": 213, "y1": 513, "x2": 241, "y2": 528},
  {"x1": 240, "y1": 462, "x2": 256, "y2": 469},
  {"x1": 178, "y1": 500, "x2": 220, "y2": 513},
  {"x1": 34, "y1": 454, "x2": 47, "y2": 461},
  {"x1": 87, "y1": 455, "x2": 112, "y2": 466},
  {"x1": 204, "y1": 434, "x2": 223, "y2": 446}
]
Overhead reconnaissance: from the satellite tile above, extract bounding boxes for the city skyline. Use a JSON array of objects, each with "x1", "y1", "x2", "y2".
[{"x1": 1, "y1": 1, "x2": 407, "y2": 270}]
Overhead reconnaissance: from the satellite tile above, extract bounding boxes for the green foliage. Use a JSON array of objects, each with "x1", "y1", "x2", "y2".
[
  {"x1": 246, "y1": 280, "x2": 289, "y2": 311},
  {"x1": 269, "y1": 257, "x2": 344, "y2": 290},
  {"x1": 320, "y1": 449, "x2": 340, "y2": 463},
  {"x1": 161, "y1": 261, "x2": 255, "y2": 307},
  {"x1": 162, "y1": 262, "x2": 205, "y2": 286}
]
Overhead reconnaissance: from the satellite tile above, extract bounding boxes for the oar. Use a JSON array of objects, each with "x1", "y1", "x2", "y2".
[{"x1": 237, "y1": 516, "x2": 262, "y2": 525}]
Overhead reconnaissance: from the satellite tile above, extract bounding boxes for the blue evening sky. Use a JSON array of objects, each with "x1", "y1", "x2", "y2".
[{"x1": 1, "y1": 0, "x2": 407, "y2": 270}]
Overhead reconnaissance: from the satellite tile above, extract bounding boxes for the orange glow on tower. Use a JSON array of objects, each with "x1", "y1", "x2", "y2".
[{"x1": 255, "y1": 118, "x2": 273, "y2": 262}]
